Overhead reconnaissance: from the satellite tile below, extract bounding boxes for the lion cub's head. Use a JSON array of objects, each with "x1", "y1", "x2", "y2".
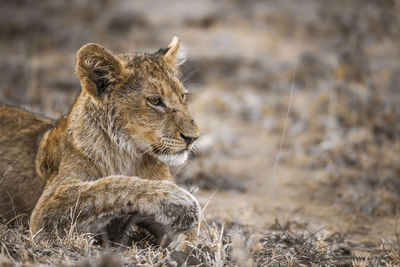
[{"x1": 75, "y1": 37, "x2": 199, "y2": 166}]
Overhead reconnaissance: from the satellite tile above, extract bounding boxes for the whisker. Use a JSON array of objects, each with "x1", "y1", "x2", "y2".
[
  {"x1": 181, "y1": 68, "x2": 203, "y2": 84},
  {"x1": 138, "y1": 144, "x2": 154, "y2": 158},
  {"x1": 160, "y1": 145, "x2": 169, "y2": 155}
]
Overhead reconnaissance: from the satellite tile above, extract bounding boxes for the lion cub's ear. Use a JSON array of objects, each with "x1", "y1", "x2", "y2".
[
  {"x1": 76, "y1": 43, "x2": 125, "y2": 98},
  {"x1": 162, "y1": 36, "x2": 186, "y2": 67}
]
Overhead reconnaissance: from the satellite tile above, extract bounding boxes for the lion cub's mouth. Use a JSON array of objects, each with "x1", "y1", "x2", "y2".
[
  {"x1": 150, "y1": 145, "x2": 189, "y2": 166},
  {"x1": 156, "y1": 150, "x2": 188, "y2": 166}
]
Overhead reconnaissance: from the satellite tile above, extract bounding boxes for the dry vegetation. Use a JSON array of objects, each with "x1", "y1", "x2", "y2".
[
  {"x1": 1, "y1": 0, "x2": 400, "y2": 266},
  {"x1": 1, "y1": 216, "x2": 398, "y2": 266}
]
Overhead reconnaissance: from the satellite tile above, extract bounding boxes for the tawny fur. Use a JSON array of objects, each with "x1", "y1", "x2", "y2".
[{"x1": 0, "y1": 37, "x2": 201, "y2": 244}]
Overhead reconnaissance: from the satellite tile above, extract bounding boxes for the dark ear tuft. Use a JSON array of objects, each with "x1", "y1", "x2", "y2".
[{"x1": 76, "y1": 43, "x2": 125, "y2": 98}]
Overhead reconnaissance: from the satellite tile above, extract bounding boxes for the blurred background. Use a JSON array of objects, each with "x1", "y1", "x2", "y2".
[{"x1": 1, "y1": 0, "x2": 399, "y2": 246}]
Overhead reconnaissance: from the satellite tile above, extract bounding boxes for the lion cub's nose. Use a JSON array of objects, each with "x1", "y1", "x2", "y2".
[{"x1": 180, "y1": 132, "x2": 199, "y2": 146}]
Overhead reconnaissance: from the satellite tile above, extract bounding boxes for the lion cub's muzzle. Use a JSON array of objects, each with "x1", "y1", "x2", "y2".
[
  {"x1": 154, "y1": 112, "x2": 199, "y2": 166},
  {"x1": 177, "y1": 115, "x2": 200, "y2": 149},
  {"x1": 179, "y1": 132, "x2": 198, "y2": 147},
  {"x1": 153, "y1": 132, "x2": 199, "y2": 166}
]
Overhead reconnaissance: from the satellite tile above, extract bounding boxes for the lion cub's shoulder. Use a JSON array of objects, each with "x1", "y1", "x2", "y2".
[
  {"x1": 0, "y1": 105, "x2": 54, "y2": 219},
  {"x1": 0, "y1": 105, "x2": 53, "y2": 135}
]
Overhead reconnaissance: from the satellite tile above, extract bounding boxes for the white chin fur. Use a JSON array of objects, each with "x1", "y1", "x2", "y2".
[{"x1": 157, "y1": 151, "x2": 188, "y2": 166}]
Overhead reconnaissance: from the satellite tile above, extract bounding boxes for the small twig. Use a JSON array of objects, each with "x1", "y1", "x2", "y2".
[
  {"x1": 395, "y1": 218, "x2": 400, "y2": 249},
  {"x1": 1, "y1": 242, "x2": 16, "y2": 264},
  {"x1": 216, "y1": 223, "x2": 224, "y2": 267},
  {"x1": 0, "y1": 156, "x2": 22, "y2": 184},
  {"x1": 275, "y1": 217, "x2": 292, "y2": 241},
  {"x1": 269, "y1": 64, "x2": 297, "y2": 218},
  {"x1": 6, "y1": 192, "x2": 17, "y2": 218},
  {"x1": 0, "y1": 214, "x2": 25, "y2": 236},
  {"x1": 197, "y1": 189, "x2": 218, "y2": 238},
  {"x1": 304, "y1": 225, "x2": 328, "y2": 241}
]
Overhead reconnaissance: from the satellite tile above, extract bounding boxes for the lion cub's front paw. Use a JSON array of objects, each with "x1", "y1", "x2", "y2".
[{"x1": 155, "y1": 183, "x2": 201, "y2": 233}]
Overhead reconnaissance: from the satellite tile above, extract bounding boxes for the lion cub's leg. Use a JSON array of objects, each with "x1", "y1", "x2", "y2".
[{"x1": 30, "y1": 176, "x2": 201, "y2": 243}]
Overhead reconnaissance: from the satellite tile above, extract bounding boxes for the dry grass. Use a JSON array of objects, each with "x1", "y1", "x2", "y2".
[
  {"x1": 290, "y1": 81, "x2": 400, "y2": 217},
  {"x1": 1, "y1": 216, "x2": 399, "y2": 266}
]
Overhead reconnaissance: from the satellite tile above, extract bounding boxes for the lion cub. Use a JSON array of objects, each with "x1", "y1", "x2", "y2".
[{"x1": 0, "y1": 37, "x2": 201, "y2": 245}]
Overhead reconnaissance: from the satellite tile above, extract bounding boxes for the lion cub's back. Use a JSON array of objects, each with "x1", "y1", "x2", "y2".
[{"x1": 0, "y1": 105, "x2": 53, "y2": 221}]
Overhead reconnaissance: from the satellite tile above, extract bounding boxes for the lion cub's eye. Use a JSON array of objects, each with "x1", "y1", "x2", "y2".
[{"x1": 146, "y1": 96, "x2": 163, "y2": 106}]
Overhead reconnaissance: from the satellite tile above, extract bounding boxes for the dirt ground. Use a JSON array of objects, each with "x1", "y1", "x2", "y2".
[{"x1": 1, "y1": 0, "x2": 400, "y2": 265}]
